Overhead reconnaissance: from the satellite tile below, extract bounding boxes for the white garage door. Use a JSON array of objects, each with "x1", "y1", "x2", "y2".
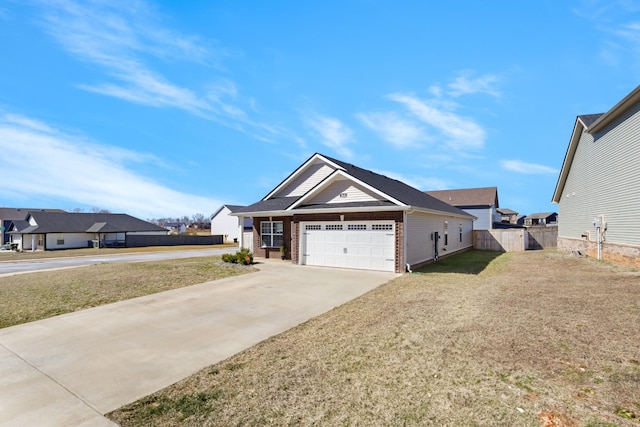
[{"x1": 300, "y1": 221, "x2": 396, "y2": 272}]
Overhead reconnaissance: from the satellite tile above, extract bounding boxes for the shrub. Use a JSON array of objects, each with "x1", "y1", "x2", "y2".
[
  {"x1": 236, "y1": 248, "x2": 253, "y2": 265},
  {"x1": 221, "y1": 248, "x2": 253, "y2": 265},
  {"x1": 221, "y1": 253, "x2": 237, "y2": 264}
]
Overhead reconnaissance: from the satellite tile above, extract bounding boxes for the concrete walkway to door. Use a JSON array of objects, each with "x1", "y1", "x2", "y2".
[{"x1": 0, "y1": 260, "x2": 398, "y2": 427}]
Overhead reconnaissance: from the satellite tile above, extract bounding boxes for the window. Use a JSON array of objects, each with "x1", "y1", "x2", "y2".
[
  {"x1": 444, "y1": 221, "x2": 448, "y2": 246},
  {"x1": 459, "y1": 223, "x2": 463, "y2": 242},
  {"x1": 261, "y1": 221, "x2": 283, "y2": 247},
  {"x1": 326, "y1": 224, "x2": 343, "y2": 231},
  {"x1": 56, "y1": 234, "x2": 64, "y2": 245},
  {"x1": 305, "y1": 224, "x2": 321, "y2": 230},
  {"x1": 372, "y1": 224, "x2": 393, "y2": 231},
  {"x1": 348, "y1": 224, "x2": 367, "y2": 231}
]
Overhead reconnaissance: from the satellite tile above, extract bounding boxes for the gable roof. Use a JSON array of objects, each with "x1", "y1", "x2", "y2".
[
  {"x1": 234, "y1": 153, "x2": 473, "y2": 219},
  {"x1": 527, "y1": 212, "x2": 557, "y2": 220},
  {"x1": 210, "y1": 204, "x2": 247, "y2": 220},
  {"x1": 425, "y1": 187, "x2": 499, "y2": 208},
  {"x1": 553, "y1": 85, "x2": 640, "y2": 203},
  {"x1": 0, "y1": 208, "x2": 65, "y2": 221},
  {"x1": 11, "y1": 212, "x2": 167, "y2": 234},
  {"x1": 497, "y1": 208, "x2": 518, "y2": 215}
]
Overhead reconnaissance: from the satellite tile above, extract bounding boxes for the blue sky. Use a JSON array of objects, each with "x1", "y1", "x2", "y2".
[{"x1": 1, "y1": 0, "x2": 639, "y2": 220}]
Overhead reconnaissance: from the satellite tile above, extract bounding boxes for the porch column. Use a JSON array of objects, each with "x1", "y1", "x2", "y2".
[{"x1": 237, "y1": 216, "x2": 244, "y2": 249}]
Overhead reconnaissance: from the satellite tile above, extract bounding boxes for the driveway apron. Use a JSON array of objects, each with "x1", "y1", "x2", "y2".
[{"x1": 0, "y1": 260, "x2": 398, "y2": 426}]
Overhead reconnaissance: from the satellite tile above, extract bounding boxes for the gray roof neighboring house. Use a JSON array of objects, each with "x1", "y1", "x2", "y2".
[
  {"x1": 234, "y1": 153, "x2": 473, "y2": 219},
  {"x1": 497, "y1": 208, "x2": 518, "y2": 215},
  {"x1": 0, "y1": 208, "x2": 65, "y2": 220},
  {"x1": 527, "y1": 212, "x2": 557, "y2": 220},
  {"x1": 425, "y1": 187, "x2": 499, "y2": 209},
  {"x1": 10, "y1": 212, "x2": 167, "y2": 234}
]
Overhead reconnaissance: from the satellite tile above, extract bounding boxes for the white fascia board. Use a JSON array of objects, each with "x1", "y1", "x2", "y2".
[
  {"x1": 229, "y1": 210, "x2": 294, "y2": 218},
  {"x1": 262, "y1": 153, "x2": 345, "y2": 201},
  {"x1": 552, "y1": 118, "x2": 585, "y2": 203},
  {"x1": 294, "y1": 205, "x2": 407, "y2": 215},
  {"x1": 287, "y1": 169, "x2": 406, "y2": 211},
  {"x1": 411, "y1": 206, "x2": 477, "y2": 221}
]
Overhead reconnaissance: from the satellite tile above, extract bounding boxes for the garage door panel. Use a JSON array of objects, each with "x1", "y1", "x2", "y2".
[{"x1": 301, "y1": 221, "x2": 395, "y2": 272}]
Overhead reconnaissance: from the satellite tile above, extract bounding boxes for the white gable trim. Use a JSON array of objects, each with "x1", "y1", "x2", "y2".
[
  {"x1": 263, "y1": 153, "x2": 346, "y2": 201},
  {"x1": 287, "y1": 169, "x2": 407, "y2": 210},
  {"x1": 552, "y1": 117, "x2": 588, "y2": 203}
]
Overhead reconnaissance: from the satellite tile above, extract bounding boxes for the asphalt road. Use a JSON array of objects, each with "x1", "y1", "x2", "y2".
[{"x1": 0, "y1": 248, "x2": 233, "y2": 277}]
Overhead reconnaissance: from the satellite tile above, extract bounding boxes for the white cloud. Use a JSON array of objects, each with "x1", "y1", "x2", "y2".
[
  {"x1": 388, "y1": 93, "x2": 486, "y2": 150},
  {"x1": 307, "y1": 115, "x2": 353, "y2": 158},
  {"x1": 356, "y1": 112, "x2": 425, "y2": 148},
  {"x1": 501, "y1": 160, "x2": 559, "y2": 174},
  {"x1": 35, "y1": 0, "x2": 282, "y2": 141},
  {"x1": 447, "y1": 70, "x2": 501, "y2": 98},
  {"x1": 0, "y1": 114, "x2": 217, "y2": 219}
]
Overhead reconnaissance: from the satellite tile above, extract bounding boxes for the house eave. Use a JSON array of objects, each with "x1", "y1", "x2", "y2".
[
  {"x1": 588, "y1": 85, "x2": 640, "y2": 133},
  {"x1": 552, "y1": 117, "x2": 587, "y2": 203}
]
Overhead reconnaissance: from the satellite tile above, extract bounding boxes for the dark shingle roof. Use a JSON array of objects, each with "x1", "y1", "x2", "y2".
[
  {"x1": 225, "y1": 205, "x2": 246, "y2": 213},
  {"x1": 235, "y1": 154, "x2": 472, "y2": 218},
  {"x1": 233, "y1": 197, "x2": 299, "y2": 214},
  {"x1": 425, "y1": 187, "x2": 498, "y2": 208},
  {"x1": 527, "y1": 212, "x2": 557, "y2": 220},
  {"x1": 579, "y1": 113, "x2": 604, "y2": 127},
  {"x1": 0, "y1": 208, "x2": 65, "y2": 221},
  {"x1": 12, "y1": 212, "x2": 167, "y2": 234},
  {"x1": 321, "y1": 155, "x2": 473, "y2": 217}
]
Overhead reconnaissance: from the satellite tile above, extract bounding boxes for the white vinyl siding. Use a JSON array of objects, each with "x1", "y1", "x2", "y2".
[
  {"x1": 306, "y1": 179, "x2": 384, "y2": 205},
  {"x1": 460, "y1": 207, "x2": 493, "y2": 230},
  {"x1": 277, "y1": 162, "x2": 335, "y2": 197},
  {"x1": 45, "y1": 233, "x2": 92, "y2": 249},
  {"x1": 558, "y1": 102, "x2": 640, "y2": 246},
  {"x1": 405, "y1": 211, "x2": 474, "y2": 266}
]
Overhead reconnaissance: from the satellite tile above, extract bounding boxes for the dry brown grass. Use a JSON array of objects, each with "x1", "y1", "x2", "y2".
[
  {"x1": 0, "y1": 244, "x2": 237, "y2": 261},
  {"x1": 0, "y1": 256, "x2": 255, "y2": 329},
  {"x1": 109, "y1": 250, "x2": 640, "y2": 427}
]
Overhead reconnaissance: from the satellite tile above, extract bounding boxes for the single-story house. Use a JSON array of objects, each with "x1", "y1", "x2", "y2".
[
  {"x1": 524, "y1": 212, "x2": 557, "y2": 227},
  {"x1": 210, "y1": 204, "x2": 253, "y2": 245},
  {"x1": 231, "y1": 153, "x2": 475, "y2": 273},
  {"x1": 425, "y1": 186, "x2": 500, "y2": 230},
  {"x1": 9, "y1": 211, "x2": 169, "y2": 251},
  {"x1": 0, "y1": 207, "x2": 65, "y2": 245},
  {"x1": 552, "y1": 84, "x2": 640, "y2": 265}
]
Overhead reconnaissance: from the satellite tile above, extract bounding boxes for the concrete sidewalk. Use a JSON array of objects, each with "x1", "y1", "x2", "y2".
[{"x1": 0, "y1": 260, "x2": 398, "y2": 426}]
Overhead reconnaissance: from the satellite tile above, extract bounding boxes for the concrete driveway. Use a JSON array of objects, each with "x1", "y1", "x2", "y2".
[{"x1": 0, "y1": 260, "x2": 398, "y2": 426}]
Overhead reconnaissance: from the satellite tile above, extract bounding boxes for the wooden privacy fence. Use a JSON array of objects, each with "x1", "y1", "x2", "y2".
[
  {"x1": 473, "y1": 228, "x2": 558, "y2": 252},
  {"x1": 527, "y1": 227, "x2": 558, "y2": 250}
]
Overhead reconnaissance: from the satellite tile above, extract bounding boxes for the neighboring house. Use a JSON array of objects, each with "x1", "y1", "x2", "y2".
[
  {"x1": 164, "y1": 222, "x2": 187, "y2": 234},
  {"x1": 232, "y1": 153, "x2": 475, "y2": 273},
  {"x1": 210, "y1": 204, "x2": 253, "y2": 244},
  {"x1": 524, "y1": 212, "x2": 558, "y2": 227},
  {"x1": 552, "y1": 84, "x2": 640, "y2": 265},
  {"x1": 497, "y1": 208, "x2": 519, "y2": 224},
  {"x1": 9, "y1": 211, "x2": 168, "y2": 251},
  {"x1": 0, "y1": 208, "x2": 65, "y2": 245},
  {"x1": 425, "y1": 187, "x2": 500, "y2": 230}
]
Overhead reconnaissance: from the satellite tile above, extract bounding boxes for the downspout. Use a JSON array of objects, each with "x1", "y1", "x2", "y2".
[{"x1": 404, "y1": 209, "x2": 412, "y2": 273}]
